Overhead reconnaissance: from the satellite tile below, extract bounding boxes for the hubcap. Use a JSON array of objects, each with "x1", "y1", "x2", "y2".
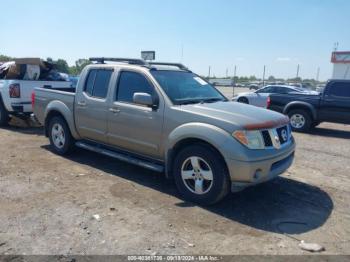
[
  {"x1": 290, "y1": 114, "x2": 305, "y2": 129},
  {"x1": 51, "y1": 123, "x2": 65, "y2": 149},
  {"x1": 181, "y1": 156, "x2": 213, "y2": 195}
]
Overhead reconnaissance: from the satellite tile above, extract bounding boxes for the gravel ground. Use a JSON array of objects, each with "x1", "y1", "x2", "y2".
[{"x1": 0, "y1": 116, "x2": 349, "y2": 255}]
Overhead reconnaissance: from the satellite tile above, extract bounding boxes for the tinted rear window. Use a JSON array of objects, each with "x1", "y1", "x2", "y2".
[
  {"x1": 84, "y1": 70, "x2": 97, "y2": 96},
  {"x1": 93, "y1": 70, "x2": 112, "y2": 98},
  {"x1": 84, "y1": 69, "x2": 112, "y2": 98}
]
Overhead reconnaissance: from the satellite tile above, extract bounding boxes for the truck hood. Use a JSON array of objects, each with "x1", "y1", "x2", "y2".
[{"x1": 179, "y1": 101, "x2": 289, "y2": 130}]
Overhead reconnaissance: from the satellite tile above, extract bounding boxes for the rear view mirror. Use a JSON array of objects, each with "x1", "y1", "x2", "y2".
[{"x1": 133, "y1": 92, "x2": 155, "y2": 108}]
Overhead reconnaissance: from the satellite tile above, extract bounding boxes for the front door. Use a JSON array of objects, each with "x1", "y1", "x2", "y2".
[
  {"x1": 319, "y1": 81, "x2": 350, "y2": 124},
  {"x1": 107, "y1": 70, "x2": 164, "y2": 159},
  {"x1": 75, "y1": 68, "x2": 113, "y2": 143}
]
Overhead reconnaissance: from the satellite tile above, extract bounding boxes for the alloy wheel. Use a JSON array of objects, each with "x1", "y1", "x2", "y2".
[{"x1": 181, "y1": 156, "x2": 214, "y2": 195}]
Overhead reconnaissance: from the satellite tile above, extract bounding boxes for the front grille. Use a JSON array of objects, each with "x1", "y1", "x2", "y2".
[
  {"x1": 277, "y1": 126, "x2": 289, "y2": 145},
  {"x1": 260, "y1": 125, "x2": 290, "y2": 148},
  {"x1": 261, "y1": 130, "x2": 273, "y2": 147}
]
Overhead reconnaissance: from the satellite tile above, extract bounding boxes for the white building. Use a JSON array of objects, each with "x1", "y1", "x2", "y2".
[{"x1": 331, "y1": 51, "x2": 350, "y2": 79}]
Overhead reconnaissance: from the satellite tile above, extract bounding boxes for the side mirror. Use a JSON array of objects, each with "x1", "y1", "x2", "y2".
[{"x1": 133, "y1": 92, "x2": 157, "y2": 109}]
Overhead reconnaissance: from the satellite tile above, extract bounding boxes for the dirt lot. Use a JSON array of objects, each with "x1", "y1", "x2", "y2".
[{"x1": 0, "y1": 118, "x2": 349, "y2": 255}]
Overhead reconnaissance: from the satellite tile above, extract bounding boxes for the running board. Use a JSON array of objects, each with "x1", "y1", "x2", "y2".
[{"x1": 75, "y1": 141, "x2": 164, "y2": 173}]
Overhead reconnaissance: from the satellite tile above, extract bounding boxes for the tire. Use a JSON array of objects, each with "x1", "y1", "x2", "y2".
[
  {"x1": 48, "y1": 116, "x2": 75, "y2": 155},
  {"x1": 0, "y1": 98, "x2": 10, "y2": 127},
  {"x1": 238, "y1": 97, "x2": 249, "y2": 104},
  {"x1": 288, "y1": 109, "x2": 312, "y2": 132},
  {"x1": 173, "y1": 144, "x2": 230, "y2": 205}
]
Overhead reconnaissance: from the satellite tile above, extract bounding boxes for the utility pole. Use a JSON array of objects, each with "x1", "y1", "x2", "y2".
[
  {"x1": 316, "y1": 67, "x2": 320, "y2": 82},
  {"x1": 226, "y1": 68, "x2": 228, "y2": 78},
  {"x1": 334, "y1": 42, "x2": 339, "y2": 51},
  {"x1": 208, "y1": 66, "x2": 211, "y2": 79},
  {"x1": 262, "y1": 65, "x2": 266, "y2": 86},
  {"x1": 233, "y1": 65, "x2": 237, "y2": 97},
  {"x1": 296, "y1": 64, "x2": 300, "y2": 80}
]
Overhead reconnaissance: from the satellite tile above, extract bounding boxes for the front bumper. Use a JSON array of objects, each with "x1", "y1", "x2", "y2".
[{"x1": 225, "y1": 141, "x2": 295, "y2": 192}]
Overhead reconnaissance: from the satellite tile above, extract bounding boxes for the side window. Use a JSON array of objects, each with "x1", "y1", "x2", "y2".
[
  {"x1": 329, "y1": 82, "x2": 350, "y2": 98},
  {"x1": 84, "y1": 70, "x2": 97, "y2": 96},
  {"x1": 116, "y1": 71, "x2": 154, "y2": 103},
  {"x1": 84, "y1": 69, "x2": 112, "y2": 99},
  {"x1": 257, "y1": 87, "x2": 267, "y2": 93},
  {"x1": 260, "y1": 86, "x2": 273, "y2": 93},
  {"x1": 276, "y1": 87, "x2": 288, "y2": 93},
  {"x1": 93, "y1": 70, "x2": 112, "y2": 98}
]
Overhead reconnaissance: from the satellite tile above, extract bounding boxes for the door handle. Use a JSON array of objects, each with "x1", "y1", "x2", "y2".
[
  {"x1": 77, "y1": 101, "x2": 86, "y2": 106},
  {"x1": 109, "y1": 107, "x2": 120, "y2": 113}
]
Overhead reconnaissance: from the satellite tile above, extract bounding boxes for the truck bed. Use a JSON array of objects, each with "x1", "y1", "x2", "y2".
[
  {"x1": 33, "y1": 87, "x2": 76, "y2": 126},
  {"x1": 269, "y1": 93, "x2": 321, "y2": 113}
]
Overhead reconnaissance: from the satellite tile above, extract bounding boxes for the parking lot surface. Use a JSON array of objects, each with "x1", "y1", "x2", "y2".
[{"x1": 0, "y1": 113, "x2": 350, "y2": 255}]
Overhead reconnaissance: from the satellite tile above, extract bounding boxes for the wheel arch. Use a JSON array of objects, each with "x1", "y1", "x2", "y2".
[
  {"x1": 0, "y1": 93, "x2": 10, "y2": 125},
  {"x1": 283, "y1": 101, "x2": 317, "y2": 120},
  {"x1": 44, "y1": 101, "x2": 79, "y2": 139},
  {"x1": 238, "y1": 96, "x2": 249, "y2": 104},
  {"x1": 165, "y1": 123, "x2": 231, "y2": 179},
  {"x1": 0, "y1": 93, "x2": 6, "y2": 108}
]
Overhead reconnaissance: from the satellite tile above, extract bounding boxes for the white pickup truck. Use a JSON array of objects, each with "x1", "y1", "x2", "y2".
[{"x1": 0, "y1": 79, "x2": 72, "y2": 126}]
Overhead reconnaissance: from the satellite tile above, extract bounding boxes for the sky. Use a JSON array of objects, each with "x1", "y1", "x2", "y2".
[{"x1": 1, "y1": 0, "x2": 350, "y2": 80}]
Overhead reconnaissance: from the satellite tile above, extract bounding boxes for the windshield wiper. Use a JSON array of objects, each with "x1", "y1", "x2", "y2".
[
  {"x1": 177, "y1": 99, "x2": 203, "y2": 105},
  {"x1": 177, "y1": 97, "x2": 225, "y2": 105},
  {"x1": 200, "y1": 98, "x2": 225, "y2": 104}
]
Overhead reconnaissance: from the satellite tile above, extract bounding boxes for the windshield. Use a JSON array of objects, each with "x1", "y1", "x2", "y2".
[{"x1": 150, "y1": 70, "x2": 226, "y2": 105}]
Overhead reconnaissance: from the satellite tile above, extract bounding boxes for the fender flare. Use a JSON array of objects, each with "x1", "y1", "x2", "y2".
[
  {"x1": 164, "y1": 122, "x2": 232, "y2": 177},
  {"x1": 283, "y1": 101, "x2": 317, "y2": 120},
  {"x1": 44, "y1": 100, "x2": 80, "y2": 139}
]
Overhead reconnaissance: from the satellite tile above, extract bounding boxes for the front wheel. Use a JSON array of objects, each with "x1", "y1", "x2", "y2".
[
  {"x1": 48, "y1": 116, "x2": 75, "y2": 155},
  {"x1": 173, "y1": 144, "x2": 230, "y2": 205},
  {"x1": 288, "y1": 109, "x2": 312, "y2": 132}
]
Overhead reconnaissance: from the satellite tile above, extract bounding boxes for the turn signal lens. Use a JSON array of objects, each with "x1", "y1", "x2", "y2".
[
  {"x1": 233, "y1": 130, "x2": 265, "y2": 149},
  {"x1": 233, "y1": 130, "x2": 248, "y2": 145}
]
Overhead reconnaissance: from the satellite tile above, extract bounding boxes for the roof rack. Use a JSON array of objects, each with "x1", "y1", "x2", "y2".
[
  {"x1": 149, "y1": 62, "x2": 188, "y2": 71},
  {"x1": 88, "y1": 58, "x2": 190, "y2": 71},
  {"x1": 89, "y1": 57, "x2": 147, "y2": 65}
]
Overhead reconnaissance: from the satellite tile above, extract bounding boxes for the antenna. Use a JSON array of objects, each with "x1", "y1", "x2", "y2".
[{"x1": 334, "y1": 42, "x2": 339, "y2": 51}]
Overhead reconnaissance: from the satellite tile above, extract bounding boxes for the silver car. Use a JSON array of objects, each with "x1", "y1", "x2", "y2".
[{"x1": 233, "y1": 85, "x2": 315, "y2": 108}]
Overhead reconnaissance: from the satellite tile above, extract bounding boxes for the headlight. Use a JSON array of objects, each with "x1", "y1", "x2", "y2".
[{"x1": 233, "y1": 130, "x2": 265, "y2": 149}]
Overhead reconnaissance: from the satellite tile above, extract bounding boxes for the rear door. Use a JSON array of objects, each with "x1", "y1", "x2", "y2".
[
  {"x1": 107, "y1": 70, "x2": 164, "y2": 159},
  {"x1": 75, "y1": 68, "x2": 113, "y2": 143},
  {"x1": 320, "y1": 81, "x2": 350, "y2": 124}
]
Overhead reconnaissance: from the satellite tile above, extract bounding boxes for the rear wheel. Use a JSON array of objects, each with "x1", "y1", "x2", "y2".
[
  {"x1": 48, "y1": 116, "x2": 75, "y2": 155},
  {"x1": 238, "y1": 97, "x2": 249, "y2": 104},
  {"x1": 288, "y1": 109, "x2": 312, "y2": 132},
  {"x1": 0, "y1": 99, "x2": 10, "y2": 126},
  {"x1": 173, "y1": 144, "x2": 230, "y2": 205}
]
